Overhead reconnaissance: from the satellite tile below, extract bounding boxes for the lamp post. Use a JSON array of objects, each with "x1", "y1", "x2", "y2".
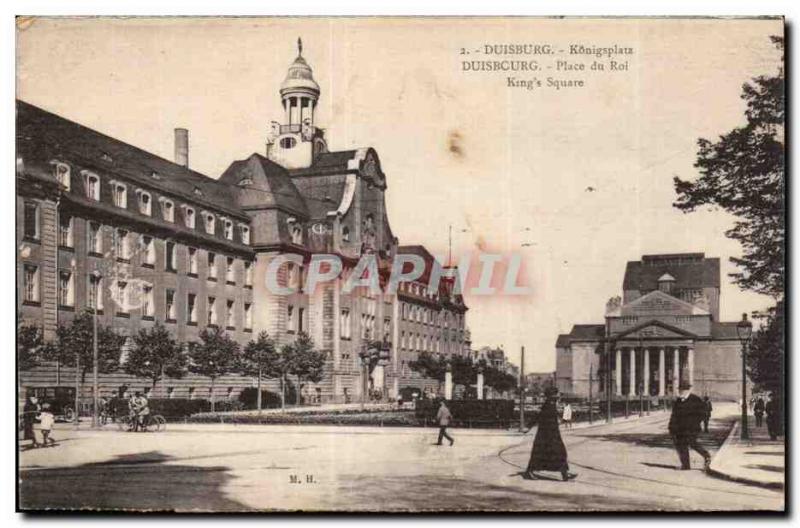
[
  {"x1": 91, "y1": 269, "x2": 101, "y2": 429},
  {"x1": 736, "y1": 313, "x2": 753, "y2": 440}
]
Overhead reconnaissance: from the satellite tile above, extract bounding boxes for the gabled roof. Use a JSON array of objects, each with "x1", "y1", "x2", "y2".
[
  {"x1": 613, "y1": 318, "x2": 698, "y2": 340},
  {"x1": 218, "y1": 153, "x2": 308, "y2": 217},
  {"x1": 288, "y1": 150, "x2": 359, "y2": 177},
  {"x1": 623, "y1": 253, "x2": 720, "y2": 291},
  {"x1": 612, "y1": 289, "x2": 710, "y2": 317},
  {"x1": 16, "y1": 100, "x2": 246, "y2": 219}
]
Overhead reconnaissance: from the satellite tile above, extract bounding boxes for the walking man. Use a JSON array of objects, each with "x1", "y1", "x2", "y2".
[
  {"x1": 765, "y1": 393, "x2": 780, "y2": 441},
  {"x1": 435, "y1": 400, "x2": 454, "y2": 446},
  {"x1": 754, "y1": 396, "x2": 766, "y2": 428},
  {"x1": 668, "y1": 381, "x2": 711, "y2": 471}
]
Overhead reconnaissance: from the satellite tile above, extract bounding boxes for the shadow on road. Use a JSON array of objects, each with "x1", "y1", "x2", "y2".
[
  {"x1": 572, "y1": 416, "x2": 736, "y2": 451},
  {"x1": 19, "y1": 451, "x2": 252, "y2": 512}
]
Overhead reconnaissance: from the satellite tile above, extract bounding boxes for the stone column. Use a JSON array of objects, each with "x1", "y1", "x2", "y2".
[
  {"x1": 658, "y1": 348, "x2": 666, "y2": 397},
  {"x1": 672, "y1": 348, "x2": 680, "y2": 395},
  {"x1": 687, "y1": 346, "x2": 695, "y2": 387},
  {"x1": 445, "y1": 367, "x2": 453, "y2": 400},
  {"x1": 477, "y1": 368, "x2": 484, "y2": 400},
  {"x1": 629, "y1": 348, "x2": 636, "y2": 395},
  {"x1": 615, "y1": 348, "x2": 622, "y2": 396},
  {"x1": 643, "y1": 349, "x2": 650, "y2": 396}
]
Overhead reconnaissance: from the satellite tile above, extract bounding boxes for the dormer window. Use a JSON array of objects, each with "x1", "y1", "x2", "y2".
[
  {"x1": 193, "y1": 186, "x2": 203, "y2": 197},
  {"x1": 52, "y1": 162, "x2": 70, "y2": 191},
  {"x1": 203, "y1": 211, "x2": 215, "y2": 235},
  {"x1": 110, "y1": 180, "x2": 127, "y2": 209},
  {"x1": 136, "y1": 189, "x2": 152, "y2": 216},
  {"x1": 280, "y1": 137, "x2": 297, "y2": 149},
  {"x1": 150, "y1": 171, "x2": 162, "y2": 180},
  {"x1": 160, "y1": 197, "x2": 175, "y2": 222},
  {"x1": 657, "y1": 273, "x2": 676, "y2": 294},
  {"x1": 183, "y1": 205, "x2": 196, "y2": 229},
  {"x1": 222, "y1": 218, "x2": 233, "y2": 240},
  {"x1": 291, "y1": 225, "x2": 303, "y2": 245},
  {"x1": 238, "y1": 178, "x2": 253, "y2": 187},
  {"x1": 100, "y1": 152, "x2": 113, "y2": 163},
  {"x1": 342, "y1": 225, "x2": 350, "y2": 242},
  {"x1": 82, "y1": 171, "x2": 100, "y2": 201},
  {"x1": 240, "y1": 224, "x2": 250, "y2": 245}
]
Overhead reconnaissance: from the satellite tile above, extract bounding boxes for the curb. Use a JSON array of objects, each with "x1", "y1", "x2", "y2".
[{"x1": 707, "y1": 420, "x2": 784, "y2": 491}]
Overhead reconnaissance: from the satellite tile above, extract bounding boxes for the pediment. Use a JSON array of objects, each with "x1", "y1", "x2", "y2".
[
  {"x1": 619, "y1": 290, "x2": 709, "y2": 317},
  {"x1": 616, "y1": 319, "x2": 697, "y2": 340}
]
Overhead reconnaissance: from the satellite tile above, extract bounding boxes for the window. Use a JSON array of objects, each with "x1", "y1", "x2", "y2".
[
  {"x1": 288, "y1": 263, "x2": 301, "y2": 291},
  {"x1": 184, "y1": 206, "x2": 196, "y2": 229},
  {"x1": 226, "y1": 300, "x2": 235, "y2": 328},
  {"x1": 291, "y1": 225, "x2": 302, "y2": 245},
  {"x1": 280, "y1": 137, "x2": 297, "y2": 149},
  {"x1": 226, "y1": 257, "x2": 235, "y2": 283},
  {"x1": 223, "y1": 218, "x2": 233, "y2": 240},
  {"x1": 111, "y1": 181, "x2": 127, "y2": 208},
  {"x1": 88, "y1": 222, "x2": 102, "y2": 254},
  {"x1": 203, "y1": 211, "x2": 215, "y2": 235},
  {"x1": 58, "y1": 270, "x2": 74, "y2": 307},
  {"x1": 188, "y1": 248, "x2": 198, "y2": 275},
  {"x1": 58, "y1": 214, "x2": 73, "y2": 248},
  {"x1": 140, "y1": 235, "x2": 156, "y2": 266},
  {"x1": 207, "y1": 297, "x2": 217, "y2": 326},
  {"x1": 166, "y1": 241, "x2": 177, "y2": 272},
  {"x1": 244, "y1": 261, "x2": 253, "y2": 286},
  {"x1": 240, "y1": 224, "x2": 250, "y2": 245},
  {"x1": 52, "y1": 162, "x2": 71, "y2": 190},
  {"x1": 244, "y1": 303, "x2": 252, "y2": 330},
  {"x1": 298, "y1": 307, "x2": 305, "y2": 333},
  {"x1": 23, "y1": 202, "x2": 39, "y2": 240},
  {"x1": 165, "y1": 289, "x2": 176, "y2": 321},
  {"x1": 136, "y1": 190, "x2": 152, "y2": 216},
  {"x1": 142, "y1": 284, "x2": 154, "y2": 317},
  {"x1": 88, "y1": 274, "x2": 103, "y2": 310},
  {"x1": 342, "y1": 225, "x2": 350, "y2": 242},
  {"x1": 207, "y1": 252, "x2": 217, "y2": 280},
  {"x1": 187, "y1": 293, "x2": 197, "y2": 324},
  {"x1": 23, "y1": 265, "x2": 39, "y2": 303},
  {"x1": 115, "y1": 280, "x2": 128, "y2": 314},
  {"x1": 160, "y1": 198, "x2": 174, "y2": 222},
  {"x1": 287, "y1": 305, "x2": 295, "y2": 333},
  {"x1": 83, "y1": 171, "x2": 100, "y2": 201},
  {"x1": 114, "y1": 229, "x2": 130, "y2": 260}
]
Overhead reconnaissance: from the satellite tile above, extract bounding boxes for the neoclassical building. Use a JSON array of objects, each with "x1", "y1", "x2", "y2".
[
  {"x1": 16, "y1": 40, "x2": 470, "y2": 404},
  {"x1": 555, "y1": 253, "x2": 745, "y2": 400}
]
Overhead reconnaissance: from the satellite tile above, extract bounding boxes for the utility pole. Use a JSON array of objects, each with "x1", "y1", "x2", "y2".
[
  {"x1": 605, "y1": 319, "x2": 613, "y2": 423},
  {"x1": 588, "y1": 365, "x2": 593, "y2": 424},
  {"x1": 92, "y1": 302, "x2": 99, "y2": 428},
  {"x1": 519, "y1": 346, "x2": 525, "y2": 432}
]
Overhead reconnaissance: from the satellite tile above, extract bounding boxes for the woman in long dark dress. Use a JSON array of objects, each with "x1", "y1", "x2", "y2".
[
  {"x1": 22, "y1": 395, "x2": 41, "y2": 448},
  {"x1": 525, "y1": 387, "x2": 576, "y2": 481}
]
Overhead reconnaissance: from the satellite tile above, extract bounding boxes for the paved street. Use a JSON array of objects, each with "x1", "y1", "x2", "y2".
[{"x1": 19, "y1": 404, "x2": 783, "y2": 512}]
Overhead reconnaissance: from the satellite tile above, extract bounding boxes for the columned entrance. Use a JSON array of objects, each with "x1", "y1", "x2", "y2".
[{"x1": 610, "y1": 342, "x2": 695, "y2": 396}]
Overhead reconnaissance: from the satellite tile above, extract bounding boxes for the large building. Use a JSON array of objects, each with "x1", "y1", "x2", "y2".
[
  {"x1": 555, "y1": 253, "x2": 745, "y2": 400},
  {"x1": 16, "y1": 41, "x2": 469, "y2": 404}
]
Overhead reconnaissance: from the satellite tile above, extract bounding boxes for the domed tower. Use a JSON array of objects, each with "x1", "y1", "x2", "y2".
[{"x1": 267, "y1": 38, "x2": 328, "y2": 169}]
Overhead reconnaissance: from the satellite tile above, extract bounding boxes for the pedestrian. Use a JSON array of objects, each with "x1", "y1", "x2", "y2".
[
  {"x1": 702, "y1": 396, "x2": 712, "y2": 433},
  {"x1": 754, "y1": 397, "x2": 765, "y2": 428},
  {"x1": 435, "y1": 400, "x2": 454, "y2": 446},
  {"x1": 525, "y1": 387, "x2": 576, "y2": 481},
  {"x1": 562, "y1": 402, "x2": 573, "y2": 430},
  {"x1": 38, "y1": 403, "x2": 57, "y2": 447},
  {"x1": 765, "y1": 393, "x2": 780, "y2": 441},
  {"x1": 396, "y1": 393, "x2": 403, "y2": 408},
  {"x1": 22, "y1": 395, "x2": 41, "y2": 449},
  {"x1": 668, "y1": 381, "x2": 711, "y2": 471}
]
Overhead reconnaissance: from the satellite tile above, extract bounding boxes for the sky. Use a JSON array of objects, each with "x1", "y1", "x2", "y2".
[{"x1": 16, "y1": 17, "x2": 783, "y2": 373}]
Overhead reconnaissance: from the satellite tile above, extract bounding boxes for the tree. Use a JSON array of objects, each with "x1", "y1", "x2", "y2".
[
  {"x1": 451, "y1": 355, "x2": 477, "y2": 387},
  {"x1": 747, "y1": 301, "x2": 784, "y2": 398},
  {"x1": 124, "y1": 322, "x2": 187, "y2": 389},
  {"x1": 483, "y1": 366, "x2": 518, "y2": 395},
  {"x1": 673, "y1": 36, "x2": 785, "y2": 298},
  {"x1": 284, "y1": 332, "x2": 326, "y2": 405},
  {"x1": 240, "y1": 332, "x2": 279, "y2": 411},
  {"x1": 45, "y1": 311, "x2": 125, "y2": 384},
  {"x1": 18, "y1": 323, "x2": 45, "y2": 372},
  {"x1": 187, "y1": 326, "x2": 240, "y2": 412},
  {"x1": 409, "y1": 351, "x2": 448, "y2": 390}
]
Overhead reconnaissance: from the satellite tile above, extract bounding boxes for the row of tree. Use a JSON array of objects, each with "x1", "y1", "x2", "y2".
[
  {"x1": 18, "y1": 311, "x2": 327, "y2": 411},
  {"x1": 408, "y1": 351, "x2": 518, "y2": 396}
]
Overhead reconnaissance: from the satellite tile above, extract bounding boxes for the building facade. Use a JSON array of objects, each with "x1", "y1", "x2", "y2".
[
  {"x1": 16, "y1": 41, "x2": 469, "y2": 404},
  {"x1": 555, "y1": 253, "x2": 745, "y2": 400}
]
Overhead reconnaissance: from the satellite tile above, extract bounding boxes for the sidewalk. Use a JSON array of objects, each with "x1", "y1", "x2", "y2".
[{"x1": 709, "y1": 417, "x2": 785, "y2": 490}]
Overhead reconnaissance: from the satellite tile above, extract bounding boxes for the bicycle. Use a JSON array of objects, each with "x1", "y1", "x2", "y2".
[{"x1": 116, "y1": 413, "x2": 166, "y2": 432}]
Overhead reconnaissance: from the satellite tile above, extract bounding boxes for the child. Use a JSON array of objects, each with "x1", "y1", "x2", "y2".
[{"x1": 38, "y1": 403, "x2": 56, "y2": 447}]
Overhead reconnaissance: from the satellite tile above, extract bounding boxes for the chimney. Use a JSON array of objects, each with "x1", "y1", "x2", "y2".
[{"x1": 174, "y1": 128, "x2": 189, "y2": 168}]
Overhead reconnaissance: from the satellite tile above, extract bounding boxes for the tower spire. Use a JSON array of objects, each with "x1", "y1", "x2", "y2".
[{"x1": 297, "y1": 37, "x2": 303, "y2": 57}]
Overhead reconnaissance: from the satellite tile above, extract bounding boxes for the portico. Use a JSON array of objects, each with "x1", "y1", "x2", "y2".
[{"x1": 611, "y1": 342, "x2": 694, "y2": 396}]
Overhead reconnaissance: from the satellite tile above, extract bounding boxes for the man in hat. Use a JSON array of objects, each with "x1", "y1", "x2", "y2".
[{"x1": 668, "y1": 381, "x2": 711, "y2": 470}]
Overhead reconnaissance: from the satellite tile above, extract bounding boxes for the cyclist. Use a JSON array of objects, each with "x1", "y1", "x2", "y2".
[
  {"x1": 134, "y1": 391, "x2": 150, "y2": 432},
  {"x1": 127, "y1": 392, "x2": 139, "y2": 431}
]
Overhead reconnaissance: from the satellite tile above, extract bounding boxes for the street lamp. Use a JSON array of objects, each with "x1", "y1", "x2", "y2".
[
  {"x1": 736, "y1": 312, "x2": 753, "y2": 440},
  {"x1": 91, "y1": 269, "x2": 101, "y2": 429}
]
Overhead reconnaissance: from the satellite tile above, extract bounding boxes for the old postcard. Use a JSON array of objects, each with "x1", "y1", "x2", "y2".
[{"x1": 15, "y1": 16, "x2": 785, "y2": 512}]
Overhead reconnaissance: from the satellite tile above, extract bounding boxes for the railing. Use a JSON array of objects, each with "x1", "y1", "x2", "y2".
[{"x1": 279, "y1": 124, "x2": 302, "y2": 134}]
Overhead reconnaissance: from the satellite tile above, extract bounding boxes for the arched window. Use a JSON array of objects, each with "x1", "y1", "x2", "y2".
[
  {"x1": 280, "y1": 137, "x2": 297, "y2": 149},
  {"x1": 342, "y1": 225, "x2": 350, "y2": 242}
]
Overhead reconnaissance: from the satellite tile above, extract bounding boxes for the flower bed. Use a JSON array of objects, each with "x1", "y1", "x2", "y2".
[{"x1": 186, "y1": 410, "x2": 418, "y2": 426}]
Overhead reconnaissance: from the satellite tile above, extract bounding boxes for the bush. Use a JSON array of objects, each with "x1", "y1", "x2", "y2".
[
  {"x1": 238, "y1": 388, "x2": 283, "y2": 410},
  {"x1": 109, "y1": 397, "x2": 245, "y2": 420},
  {"x1": 187, "y1": 410, "x2": 418, "y2": 427},
  {"x1": 398, "y1": 386, "x2": 422, "y2": 402},
  {"x1": 415, "y1": 399, "x2": 515, "y2": 428}
]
